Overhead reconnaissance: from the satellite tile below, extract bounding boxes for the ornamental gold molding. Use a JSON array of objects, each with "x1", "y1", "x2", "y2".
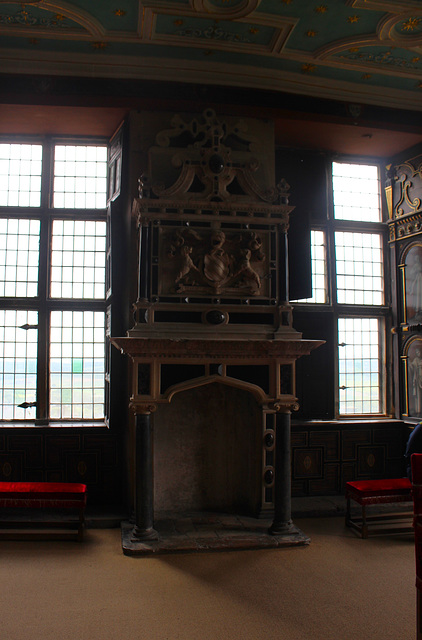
[
  {"x1": 388, "y1": 211, "x2": 422, "y2": 243},
  {"x1": 138, "y1": 0, "x2": 297, "y2": 56},
  {"x1": 0, "y1": 0, "x2": 105, "y2": 37},
  {"x1": 386, "y1": 155, "x2": 422, "y2": 243},
  {"x1": 190, "y1": 0, "x2": 261, "y2": 21},
  {"x1": 346, "y1": 1, "x2": 422, "y2": 14},
  {"x1": 378, "y1": 12, "x2": 422, "y2": 48}
]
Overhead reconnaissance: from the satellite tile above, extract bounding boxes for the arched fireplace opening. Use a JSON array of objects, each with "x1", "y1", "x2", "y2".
[{"x1": 154, "y1": 382, "x2": 261, "y2": 516}]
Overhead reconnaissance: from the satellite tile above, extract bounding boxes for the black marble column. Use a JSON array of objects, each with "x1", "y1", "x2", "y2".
[
  {"x1": 269, "y1": 410, "x2": 297, "y2": 535},
  {"x1": 131, "y1": 410, "x2": 159, "y2": 541}
]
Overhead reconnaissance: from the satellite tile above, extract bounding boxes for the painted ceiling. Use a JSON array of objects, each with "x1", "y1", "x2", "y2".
[{"x1": 1, "y1": 0, "x2": 422, "y2": 111}]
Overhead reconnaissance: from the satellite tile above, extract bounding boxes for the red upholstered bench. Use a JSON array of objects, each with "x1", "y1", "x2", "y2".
[
  {"x1": 0, "y1": 482, "x2": 87, "y2": 541},
  {"x1": 345, "y1": 478, "x2": 413, "y2": 538}
]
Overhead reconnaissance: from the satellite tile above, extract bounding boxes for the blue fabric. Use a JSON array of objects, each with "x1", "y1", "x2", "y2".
[{"x1": 405, "y1": 423, "x2": 422, "y2": 479}]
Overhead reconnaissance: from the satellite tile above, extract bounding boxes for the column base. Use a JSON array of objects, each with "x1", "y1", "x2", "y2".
[
  {"x1": 130, "y1": 525, "x2": 159, "y2": 542},
  {"x1": 268, "y1": 519, "x2": 299, "y2": 536}
]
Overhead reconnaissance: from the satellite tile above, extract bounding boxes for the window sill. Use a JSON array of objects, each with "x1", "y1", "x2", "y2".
[
  {"x1": 291, "y1": 417, "x2": 405, "y2": 429},
  {"x1": 0, "y1": 421, "x2": 108, "y2": 429}
]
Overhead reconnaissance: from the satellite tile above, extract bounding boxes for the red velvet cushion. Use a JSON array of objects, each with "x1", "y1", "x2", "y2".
[
  {"x1": 0, "y1": 482, "x2": 86, "y2": 501},
  {"x1": 346, "y1": 478, "x2": 412, "y2": 498}
]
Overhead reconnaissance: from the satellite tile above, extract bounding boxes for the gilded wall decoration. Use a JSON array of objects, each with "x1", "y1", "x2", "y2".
[
  {"x1": 386, "y1": 154, "x2": 422, "y2": 244},
  {"x1": 0, "y1": 9, "x2": 72, "y2": 28},
  {"x1": 338, "y1": 48, "x2": 421, "y2": 70}
]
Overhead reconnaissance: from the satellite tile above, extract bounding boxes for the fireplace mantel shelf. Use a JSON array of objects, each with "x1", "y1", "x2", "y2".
[{"x1": 111, "y1": 336, "x2": 324, "y2": 361}]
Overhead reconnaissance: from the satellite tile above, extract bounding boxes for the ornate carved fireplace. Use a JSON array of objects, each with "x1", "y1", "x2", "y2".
[{"x1": 112, "y1": 109, "x2": 322, "y2": 552}]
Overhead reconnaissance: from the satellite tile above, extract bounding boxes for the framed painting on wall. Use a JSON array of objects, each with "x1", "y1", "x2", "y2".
[
  {"x1": 405, "y1": 337, "x2": 422, "y2": 418},
  {"x1": 404, "y1": 243, "x2": 422, "y2": 325}
]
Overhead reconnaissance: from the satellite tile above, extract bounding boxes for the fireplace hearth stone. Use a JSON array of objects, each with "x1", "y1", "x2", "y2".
[{"x1": 121, "y1": 513, "x2": 310, "y2": 556}]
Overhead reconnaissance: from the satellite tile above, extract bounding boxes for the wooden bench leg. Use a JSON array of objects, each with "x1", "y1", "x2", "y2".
[
  {"x1": 345, "y1": 496, "x2": 351, "y2": 527},
  {"x1": 361, "y1": 505, "x2": 368, "y2": 539},
  {"x1": 77, "y1": 507, "x2": 85, "y2": 542}
]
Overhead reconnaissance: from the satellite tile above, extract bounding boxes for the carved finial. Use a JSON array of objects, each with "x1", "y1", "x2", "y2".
[
  {"x1": 138, "y1": 174, "x2": 151, "y2": 198},
  {"x1": 276, "y1": 178, "x2": 290, "y2": 204},
  {"x1": 385, "y1": 163, "x2": 397, "y2": 187}
]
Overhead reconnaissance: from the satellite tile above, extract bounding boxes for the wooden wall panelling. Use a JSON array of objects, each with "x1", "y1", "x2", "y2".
[
  {"x1": 291, "y1": 422, "x2": 408, "y2": 497},
  {"x1": 45, "y1": 434, "x2": 81, "y2": 481},
  {"x1": 357, "y1": 446, "x2": 385, "y2": 476},
  {"x1": 0, "y1": 429, "x2": 122, "y2": 505},
  {"x1": 291, "y1": 430, "x2": 308, "y2": 495},
  {"x1": 309, "y1": 464, "x2": 340, "y2": 495},
  {"x1": 9, "y1": 434, "x2": 44, "y2": 479},
  {"x1": 0, "y1": 453, "x2": 23, "y2": 481},
  {"x1": 83, "y1": 434, "x2": 121, "y2": 504},
  {"x1": 341, "y1": 429, "x2": 372, "y2": 461}
]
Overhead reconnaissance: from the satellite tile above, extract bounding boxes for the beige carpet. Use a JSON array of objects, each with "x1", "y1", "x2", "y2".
[{"x1": 0, "y1": 516, "x2": 416, "y2": 640}]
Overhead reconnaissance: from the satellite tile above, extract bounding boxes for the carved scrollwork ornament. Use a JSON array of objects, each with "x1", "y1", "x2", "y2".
[{"x1": 266, "y1": 401, "x2": 283, "y2": 412}]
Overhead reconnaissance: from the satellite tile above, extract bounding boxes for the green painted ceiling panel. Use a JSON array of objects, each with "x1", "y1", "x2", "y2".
[{"x1": 0, "y1": 0, "x2": 420, "y2": 109}]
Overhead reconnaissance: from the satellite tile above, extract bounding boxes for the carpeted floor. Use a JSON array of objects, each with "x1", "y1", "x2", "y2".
[{"x1": 0, "y1": 516, "x2": 416, "y2": 640}]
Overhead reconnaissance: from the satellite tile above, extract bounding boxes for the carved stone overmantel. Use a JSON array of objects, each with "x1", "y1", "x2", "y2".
[{"x1": 113, "y1": 109, "x2": 323, "y2": 553}]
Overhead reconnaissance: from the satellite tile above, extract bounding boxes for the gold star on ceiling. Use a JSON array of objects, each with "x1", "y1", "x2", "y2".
[
  {"x1": 306, "y1": 30, "x2": 317, "y2": 37},
  {"x1": 412, "y1": 57, "x2": 420, "y2": 63},
  {"x1": 362, "y1": 74, "x2": 372, "y2": 80},
  {"x1": 249, "y1": 27, "x2": 259, "y2": 34},
  {"x1": 347, "y1": 15, "x2": 360, "y2": 24},
  {"x1": 174, "y1": 19, "x2": 183, "y2": 26},
  {"x1": 91, "y1": 42, "x2": 109, "y2": 50},
  {"x1": 349, "y1": 47, "x2": 359, "y2": 52},
  {"x1": 315, "y1": 5, "x2": 328, "y2": 14},
  {"x1": 402, "y1": 17, "x2": 420, "y2": 31},
  {"x1": 302, "y1": 64, "x2": 316, "y2": 73},
  {"x1": 114, "y1": 9, "x2": 127, "y2": 17}
]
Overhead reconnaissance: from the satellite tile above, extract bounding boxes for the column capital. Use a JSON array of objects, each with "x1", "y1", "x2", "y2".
[
  {"x1": 266, "y1": 400, "x2": 299, "y2": 413},
  {"x1": 129, "y1": 401, "x2": 157, "y2": 415}
]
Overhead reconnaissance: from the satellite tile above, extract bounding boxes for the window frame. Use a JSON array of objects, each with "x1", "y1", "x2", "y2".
[
  {"x1": 0, "y1": 135, "x2": 109, "y2": 425},
  {"x1": 291, "y1": 155, "x2": 392, "y2": 418}
]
